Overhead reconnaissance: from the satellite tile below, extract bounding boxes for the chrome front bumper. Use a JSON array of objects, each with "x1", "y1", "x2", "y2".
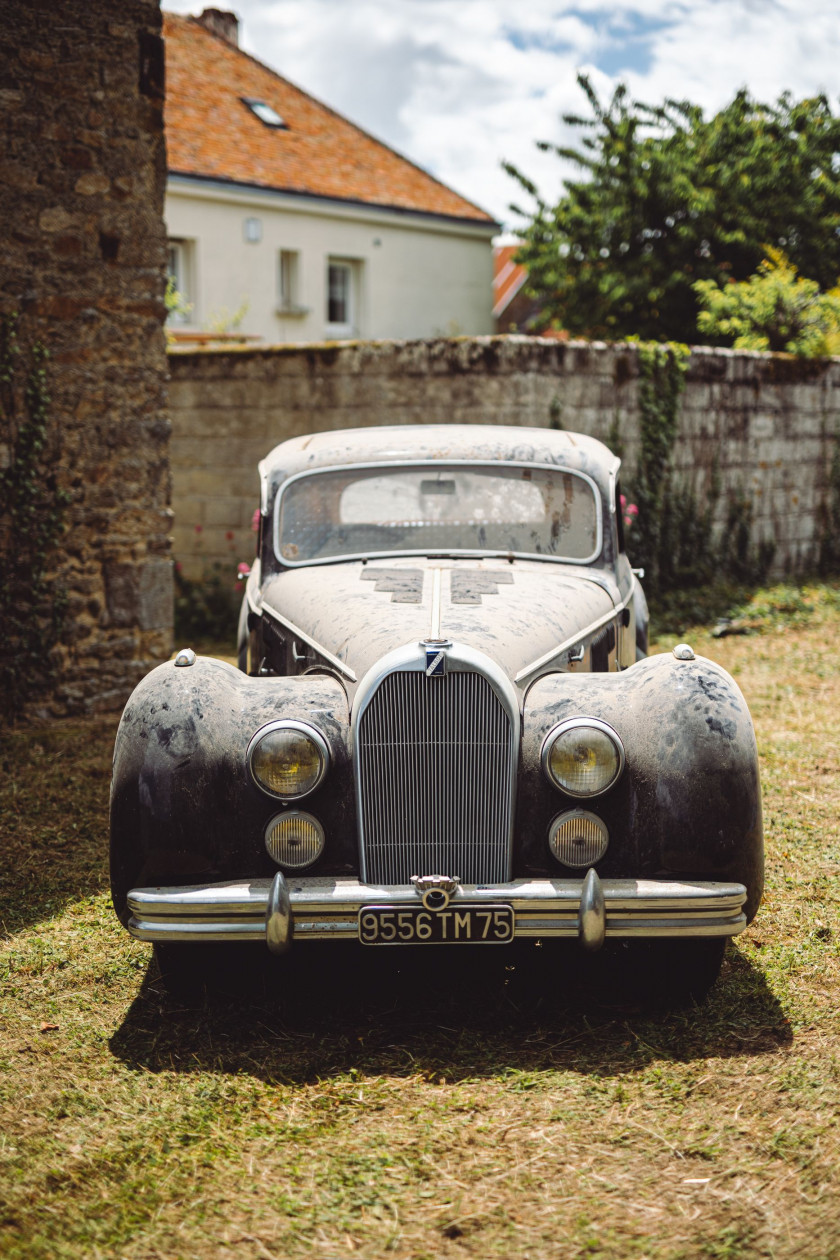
[{"x1": 127, "y1": 873, "x2": 748, "y2": 954}]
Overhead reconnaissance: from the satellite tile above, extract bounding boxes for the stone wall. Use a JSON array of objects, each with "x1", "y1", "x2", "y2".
[
  {"x1": 1, "y1": 0, "x2": 170, "y2": 715},
  {"x1": 168, "y1": 336, "x2": 839, "y2": 585}
]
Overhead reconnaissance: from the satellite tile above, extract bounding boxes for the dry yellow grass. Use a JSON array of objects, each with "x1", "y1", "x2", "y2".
[{"x1": 1, "y1": 584, "x2": 839, "y2": 1260}]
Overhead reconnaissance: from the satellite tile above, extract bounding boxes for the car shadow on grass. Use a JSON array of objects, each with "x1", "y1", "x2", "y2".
[{"x1": 109, "y1": 938, "x2": 791, "y2": 1083}]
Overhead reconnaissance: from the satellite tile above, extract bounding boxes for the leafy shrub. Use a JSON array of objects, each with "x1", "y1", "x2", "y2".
[
  {"x1": 173, "y1": 563, "x2": 239, "y2": 644},
  {"x1": 694, "y1": 249, "x2": 840, "y2": 356}
]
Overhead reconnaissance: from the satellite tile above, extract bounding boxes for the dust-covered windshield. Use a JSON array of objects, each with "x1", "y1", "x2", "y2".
[{"x1": 275, "y1": 463, "x2": 601, "y2": 564}]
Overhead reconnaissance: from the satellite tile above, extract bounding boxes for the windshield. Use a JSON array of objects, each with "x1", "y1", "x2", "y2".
[{"x1": 275, "y1": 463, "x2": 601, "y2": 565}]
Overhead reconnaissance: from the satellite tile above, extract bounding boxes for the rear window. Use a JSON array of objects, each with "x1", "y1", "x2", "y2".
[{"x1": 275, "y1": 463, "x2": 600, "y2": 564}]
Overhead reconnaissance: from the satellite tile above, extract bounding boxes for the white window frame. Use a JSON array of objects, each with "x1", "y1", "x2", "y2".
[
  {"x1": 166, "y1": 238, "x2": 195, "y2": 326},
  {"x1": 325, "y1": 257, "x2": 360, "y2": 338},
  {"x1": 276, "y1": 249, "x2": 307, "y2": 317}
]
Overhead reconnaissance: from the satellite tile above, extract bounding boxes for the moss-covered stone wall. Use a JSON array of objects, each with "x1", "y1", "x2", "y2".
[{"x1": 168, "y1": 336, "x2": 839, "y2": 586}]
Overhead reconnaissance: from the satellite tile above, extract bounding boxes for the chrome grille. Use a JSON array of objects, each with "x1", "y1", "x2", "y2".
[{"x1": 357, "y1": 669, "x2": 513, "y2": 884}]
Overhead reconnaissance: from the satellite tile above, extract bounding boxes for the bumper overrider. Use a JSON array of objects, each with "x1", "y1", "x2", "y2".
[{"x1": 126, "y1": 871, "x2": 748, "y2": 954}]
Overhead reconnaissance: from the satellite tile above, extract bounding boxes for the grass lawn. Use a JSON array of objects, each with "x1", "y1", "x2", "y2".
[{"x1": 1, "y1": 585, "x2": 839, "y2": 1260}]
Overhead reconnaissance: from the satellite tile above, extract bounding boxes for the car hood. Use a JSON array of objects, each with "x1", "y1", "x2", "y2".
[{"x1": 258, "y1": 557, "x2": 618, "y2": 689}]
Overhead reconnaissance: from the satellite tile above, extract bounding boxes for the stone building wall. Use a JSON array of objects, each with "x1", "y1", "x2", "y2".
[
  {"x1": 167, "y1": 336, "x2": 840, "y2": 584},
  {"x1": 1, "y1": 0, "x2": 171, "y2": 714}
]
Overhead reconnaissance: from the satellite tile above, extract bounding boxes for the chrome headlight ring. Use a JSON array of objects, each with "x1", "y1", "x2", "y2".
[
  {"x1": 541, "y1": 716, "x2": 625, "y2": 798},
  {"x1": 247, "y1": 719, "x2": 330, "y2": 800}
]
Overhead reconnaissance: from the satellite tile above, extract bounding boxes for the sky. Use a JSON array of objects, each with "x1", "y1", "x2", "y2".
[{"x1": 162, "y1": 0, "x2": 840, "y2": 233}]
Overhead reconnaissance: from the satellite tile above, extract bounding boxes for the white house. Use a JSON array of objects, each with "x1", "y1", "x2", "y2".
[{"x1": 164, "y1": 9, "x2": 499, "y2": 343}]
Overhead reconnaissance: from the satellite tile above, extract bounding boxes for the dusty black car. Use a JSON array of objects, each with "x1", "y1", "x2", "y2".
[{"x1": 110, "y1": 425, "x2": 763, "y2": 1001}]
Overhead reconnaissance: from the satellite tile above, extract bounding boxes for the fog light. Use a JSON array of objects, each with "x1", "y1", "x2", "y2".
[
  {"x1": 548, "y1": 810, "x2": 609, "y2": 868},
  {"x1": 265, "y1": 811, "x2": 325, "y2": 869},
  {"x1": 542, "y1": 718, "x2": 624, "y2": 797}
]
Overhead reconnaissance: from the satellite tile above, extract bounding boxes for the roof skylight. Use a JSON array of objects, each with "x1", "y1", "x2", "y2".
[{"x1": 242, "y1": 97, "x2": 287, "y2": 129}]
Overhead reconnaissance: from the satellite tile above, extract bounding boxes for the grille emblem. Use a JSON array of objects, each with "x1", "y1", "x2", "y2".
[{"x1": 425, "y1": 647, "x2": 446, "y2": 676}]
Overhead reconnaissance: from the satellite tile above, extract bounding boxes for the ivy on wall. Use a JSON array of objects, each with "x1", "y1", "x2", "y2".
[
  {"x1": 818, "y1": 437, "x2": 840, "y2": 577},
  {"x1": 626, "y1": 341, "x2": 774, "y2": 594},
  {"x1": 630, "y1": 342, "x2": 690, "y2": 591},
  {"x1": 0, "y1": 314, "x2": 68, "y2": 717}
]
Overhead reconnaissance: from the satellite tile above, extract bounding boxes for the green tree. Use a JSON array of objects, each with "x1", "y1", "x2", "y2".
[{"x1": 505, "y1": 77, "x2": 840, "y2": 342}]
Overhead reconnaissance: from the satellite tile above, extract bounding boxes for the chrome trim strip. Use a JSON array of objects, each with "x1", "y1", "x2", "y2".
[
  {"x1": 126, "y1": 877, "x2": 749, "y2": 943},
  {"x1": 514, "y1": 589, "x2": 633, "y2": 684},
  {"x1": 245, "y1": 561, "x2": 262, "y2": 615},
  {"x1": 269, "y1": 548, "x2": 605, "y2": 569},
  {"x1": 568, "y1": 569, "x2": 622, "y2": 600},
  {"x1": 608, "y1": 457, "x2": 621, "y2": 522},
  {"x1": 429, "y1": 568, "x2": 443, "y2": 640},
  {"x1": 272, "y1": 460, "x2": 604, "y2": 569},
  {"x1": 128, "y1": 877, "x2": 748, "y2": 914},
  {"x1": 261, "y1": 600, "x2": 357, "y2": 682},
  {"x1": 510, "y1": 913, "x2": 747, "y2": 939},
  {"x1": 131, "y1": 920, "x2": 267, "y2": 942}
]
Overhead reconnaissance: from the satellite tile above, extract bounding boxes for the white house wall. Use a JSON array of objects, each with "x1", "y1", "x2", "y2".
[{"x1": 165, "y1": 178, "x2": 495, "y2": 343}]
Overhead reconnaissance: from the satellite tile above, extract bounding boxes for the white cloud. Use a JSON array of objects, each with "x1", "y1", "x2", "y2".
[{"x1": 163, "y1": 0, "x2": 840, "y2": 229}]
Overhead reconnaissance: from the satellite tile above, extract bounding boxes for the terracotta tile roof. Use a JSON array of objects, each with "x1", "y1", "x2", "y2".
[
  {"x1": 493, "y1": 243, "x2": 528, "y2": 317},
  {"x1": 164, "y1": 13, "x2": 497, "y2": 225}
]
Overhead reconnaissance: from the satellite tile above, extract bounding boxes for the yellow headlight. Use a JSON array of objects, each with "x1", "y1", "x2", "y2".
[
  {"x1": 542, "y1": 719, "x2": 624, "y2": 797},
  {"x1": 249, "y1": 722, "x2": 328, "y2": 799}
]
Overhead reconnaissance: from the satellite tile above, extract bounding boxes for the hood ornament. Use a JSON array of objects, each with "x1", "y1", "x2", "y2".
[{"x1": 411, "y1": 874, "x2": 460, "y2": 910}]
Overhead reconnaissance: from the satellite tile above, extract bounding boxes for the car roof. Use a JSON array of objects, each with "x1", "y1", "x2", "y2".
[{"x1": 259, "y1": 424, "x2": 619, "y2": 511}]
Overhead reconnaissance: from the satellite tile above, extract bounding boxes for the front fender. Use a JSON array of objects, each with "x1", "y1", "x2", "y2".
[
  {"x1": 109, "y1": 656, "x2": 352, "y2": 926},
  {"x1": 520, "y1": 652, "x2": 764, "y2": 920}
]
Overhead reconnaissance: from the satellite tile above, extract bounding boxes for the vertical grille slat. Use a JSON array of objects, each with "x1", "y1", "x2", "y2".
[{"x1": 358, "y1": 669, "x2": 513, "y2": 885}]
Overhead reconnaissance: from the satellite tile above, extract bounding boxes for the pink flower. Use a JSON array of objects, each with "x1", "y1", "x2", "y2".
[
  {"x1": 225, "y1": 530, "x2": 234, "y2": 541},
  {"x1": 237, "y1": 562, "x2": 250, "y2": 575},
  {"x1": 251, "y1": 509, "x2": 261, "y2": 533},
  {"x1": 620, "y1": 494, "x2": 627, "y2": 509},
  {"x1": 627, "y1": 503, "x2": 639, "y2": 517},
  {"x1": 194, "y1": 523, "x2": 203, "y2": 533}
]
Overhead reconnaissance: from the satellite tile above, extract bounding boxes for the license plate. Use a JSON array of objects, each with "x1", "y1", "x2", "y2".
[{"x1": 358, "y1": 904, "x2": 514, "y2": 945}]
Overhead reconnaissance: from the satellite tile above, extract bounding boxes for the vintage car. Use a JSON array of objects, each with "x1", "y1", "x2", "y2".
[{"x1": 110, "y1": 425, "x2": 763, "y2": 1002}]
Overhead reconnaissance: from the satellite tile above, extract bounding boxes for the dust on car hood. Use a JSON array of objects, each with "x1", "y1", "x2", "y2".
[{"x1": 259, "y1": 556, "x2": 618, "y2": 687}]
